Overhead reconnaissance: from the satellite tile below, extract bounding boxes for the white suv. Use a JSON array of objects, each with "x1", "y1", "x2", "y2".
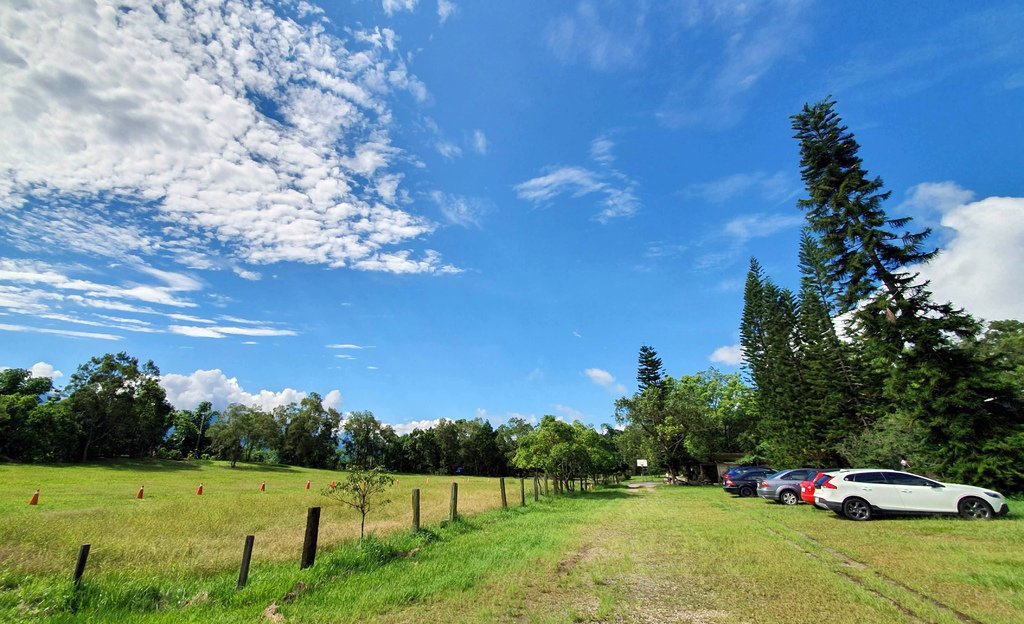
[{"x1": 814, "y1": 469, "x2": 1009, "y2": 521}]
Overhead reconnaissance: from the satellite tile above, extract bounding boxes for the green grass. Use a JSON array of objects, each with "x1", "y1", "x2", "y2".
[{"x1": 2, "y1": 462, "x2": 1022, "y2": 623}]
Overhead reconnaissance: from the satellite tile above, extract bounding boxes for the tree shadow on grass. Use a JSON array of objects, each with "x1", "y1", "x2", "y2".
[{"x1": 71, "y1": 458, "x2": 299, "y2": 473}]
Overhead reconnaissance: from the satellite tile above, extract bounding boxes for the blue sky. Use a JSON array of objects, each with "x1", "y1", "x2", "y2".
[{"x1": 2, "y1": 1, "x2": 1023, "y2": 433}]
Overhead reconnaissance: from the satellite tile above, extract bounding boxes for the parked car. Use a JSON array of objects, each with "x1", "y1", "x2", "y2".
[
  {"x1": 757, "y1": 468, "x2": 819, "y2": 505},
  {"x1": 723, "y1": 467, "x2": 775, "y2": 497},
  {"x1": 800, "y1": 469, "x2": 840, "y2": 505},
  {"x1": 721, "y1": 465, "x2": 772, "y2": 484},
  {"x1": 814, "y1": 469, "x2": 1010, "y2": 520}
]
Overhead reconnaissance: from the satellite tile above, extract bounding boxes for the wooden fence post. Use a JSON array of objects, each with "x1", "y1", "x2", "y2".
[
  {"x1": 449, "y1": 482, "x2": 458, "y2": 522},
  {"x1": 519, "y1": 477, "x2": 526, "y2": 506},
  {"x1": 237, "y1": 535, "x2": 255, "y2": 589},
  {"x1": 300, "y1": 507, "x2": 321, "y2": 569},
  {"x1": 533, "y1": 476, "x2": 540, "y2": 502},
  {"x1": 73, "y1": 544, "x2": 90, "y2": 586},
  {"x1": 412, "y1": 488, "x2": 421, "y2": 532},
  {"x1": 544, "y1": 475, "x2": 549, "y2": 496},
  {"x1": 499, "y1": 477, "x2": 507, "y2": 509}
]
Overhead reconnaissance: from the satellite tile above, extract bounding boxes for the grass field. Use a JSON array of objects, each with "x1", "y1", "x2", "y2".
[{"x1": 2, "y1": 461, "x2": 1022, "y2": 623}]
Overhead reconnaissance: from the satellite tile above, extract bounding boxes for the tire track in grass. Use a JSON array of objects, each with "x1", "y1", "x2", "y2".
[
  {"x1": 784, "y1": 526, "x2": 981, "y2": 624},
  {"x1": 715, "y1": 498, "x2": 981, "y2": 624}
]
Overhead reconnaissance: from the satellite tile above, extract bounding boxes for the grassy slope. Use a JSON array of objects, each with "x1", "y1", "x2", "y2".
[{"x1": 2, "y1": 462, "x2": 1022, "y2": 623}]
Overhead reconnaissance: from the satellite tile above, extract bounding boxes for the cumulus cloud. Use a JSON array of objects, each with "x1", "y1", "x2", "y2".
[
  {"x1": 898, "y1": 181, "x2": 976, "y2": 222},
  {"x1": 0, "y1": 0, "x2": 455, "y2": 276},
  {"x1": 389, "y1": 418, "x2": 441, "y2": 435},
  {"x1": 709, "y1": 344, "x2": 744, "y2": 366},
  {"x1": 584, "y1": 367, "x2": 626, "y2": 394},
  {"x1": 29, "y1": 361, "x2": 63, "y2": 379},
  {"x1": 160, "y1": 368, "x2": 341, "y2": 412},
  {"x1": 917, "y1": 196, "x2": 1024, "y2": 321}
]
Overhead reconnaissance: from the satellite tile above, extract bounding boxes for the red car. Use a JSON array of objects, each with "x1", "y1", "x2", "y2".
[{"x1": 800, "y1": 470, "x2": 839, "y2": 505}]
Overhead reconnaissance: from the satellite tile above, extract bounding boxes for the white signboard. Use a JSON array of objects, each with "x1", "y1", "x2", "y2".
[{"x1": 636, "y1": 459, "x2": 648, "y2": 468}]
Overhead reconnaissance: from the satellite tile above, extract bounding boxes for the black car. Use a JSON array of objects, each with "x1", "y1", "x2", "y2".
[{"x1": 722, "y1": 466, "x2": 775, "y2": 497}]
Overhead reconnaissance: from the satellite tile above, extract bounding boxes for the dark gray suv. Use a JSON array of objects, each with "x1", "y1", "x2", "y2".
[{"x1": 756, "y1": 468, "x2": 819, "y2": 505}]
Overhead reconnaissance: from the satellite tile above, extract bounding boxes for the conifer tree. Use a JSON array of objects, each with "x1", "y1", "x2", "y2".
[
  {"x1": 791, "y1": 99, "x2": 1021, "y2": 486},
  {"x1": 637, "y1": 345, "x2": 664, "y2": 391}
]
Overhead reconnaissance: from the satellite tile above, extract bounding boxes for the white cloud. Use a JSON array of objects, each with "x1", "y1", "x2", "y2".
[
  {"x1": 685, "y1": 171, "x2": 793, "y2": 204},
  {"x1": 917, "y1": 196, "x2": 1024, "y2": 322},
  {"x1": 898, "y1": 181, "x2": 976, "y2": 221},
  {"x1": 383, "y1": 0, "x2": 418, "y2": 16},
  {"x1": 322, "y1": 389, "x2": 343, "y2": 411},
  {"x1": 546, "y1": 3, "x2": 649, "y2": 71},
  {"x1": 553, "y1": 403, "x2": 584, "y2": 421},
  {"x1": 590, "y1": 137, "x2": 615, "y2": 165},
  {"x1": 389, "y1": 418, "x2": 441, "y2": 435},
  {"x1": 437, "y1": 0, "x2": 456, "y2": 24},
  {"x1": 327, "y1": 343, "x2": 370, "y2": 349},
  {"x1": 29, "y1": 361, "x2": 63, "y2": 379},
  {"x1": 430, "y1": 191, "x2": 488, "y2": 228},
  {"x1": 0, "y1": 322, "x2": 121, "y2": 341},
  {"x1": 514, "y1": 165, "x2": 640, "y2": 223},
  {"x1": 472, "y1": 129, "x2": 487, "y2": 155},
  {"x1": 657, "y1": 2, "x2": 812, "y2": 129},
  {"x1": 709, "y1": 344, "x2": 744, "y2": 366},
  {"x1": 584, "y1": 367, "x2": 626, "y2": 394},
  {"x1": 723, "y1": 213, "x2": 805, "y2": 243},
  {"x1": 169, "y1": 324, "x2": 297, "y2": 339},
  {"x1": 694, "y1": 212, "x2": 804, "y2": 270},
  {"x1": 436, "y1": 141, "x2": 463, "y2": 159},
  {"x1": 160, "y1": 368, "x2": 340, "y2": 412},
  {"x1": 0, "y1": 0, "x2": 453, "y2": 276}
]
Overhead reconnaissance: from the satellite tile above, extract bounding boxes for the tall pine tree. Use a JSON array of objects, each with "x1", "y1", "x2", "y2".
[{"x1": 791, "y1": 99, "x2": 1022, "y2": 487}]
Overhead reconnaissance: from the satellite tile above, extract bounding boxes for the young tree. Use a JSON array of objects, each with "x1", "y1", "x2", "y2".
[{"x1": 321, "y1": 467, "x2": 395, "y2": 538}]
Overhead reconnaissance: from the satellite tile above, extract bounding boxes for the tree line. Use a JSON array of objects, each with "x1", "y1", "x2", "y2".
[
  {"x1": 0, "y1": 355, "x2": 632, "y2": 483},
  {"x1": 614, "y1": 99, "x2": 1023, "y2": 493}
]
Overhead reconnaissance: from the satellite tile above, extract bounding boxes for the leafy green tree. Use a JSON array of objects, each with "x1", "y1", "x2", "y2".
[
  {"x1": 321, "y1": 467, "x2": 395, "y2": 538},
  {"x1": 209, "y1": 404, "x2": 277, "y2": 467},
  {"x1": 341, "y1": 411, "x2": 386, "y2": 469},
  {"x1": 279, "y1": 393, "x2": 340, "y2": 468},
  {"x1": 615, "y1": 376, "x2": 703, "y2": 482},
  {"x1": 434, "y1": 419, "x2": 462, "y2": 474},
  {"x1": 677, "y1": 369, "x2": 756, "y2": 464},
  {"x1": 0, "y1": 370, "x2": 77, "y2": 462},
  {"x1": 65, "y1": 353, "x2": 172, "y2": 460},
  {"x1": 495, "y1": 417, "x2": 533, "y2": 471},
  {"x1": 165, "y1": 401, "x2": 217, "y2": 458}
]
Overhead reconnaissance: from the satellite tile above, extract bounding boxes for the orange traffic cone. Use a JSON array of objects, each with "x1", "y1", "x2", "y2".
[
  {"x1": 196, "y1": 483, "x2": 204, "y2": 496},
  {"x1": 305, "y1": 480, "x2": 310, "y2": 490},
  {"x1": 259, "y1": 481, "x2": 266, "y2": 492},
  {"x1": 137, "y1": 486, "x2": 144, "y2": 500},
  {"x1": 28, "y1": 489, "x2": 39, "y2": 505}
]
